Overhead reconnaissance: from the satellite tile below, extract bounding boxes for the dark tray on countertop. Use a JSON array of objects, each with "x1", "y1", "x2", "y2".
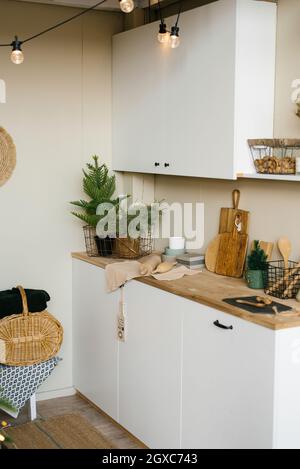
[{"x1": 223, "y1": 296, "x2": 292, "y2": 315}]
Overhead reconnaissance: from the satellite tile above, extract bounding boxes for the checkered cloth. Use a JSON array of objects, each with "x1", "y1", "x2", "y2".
[{"x1": 0, "y1": 357, "x2": 61, "y2": 415}]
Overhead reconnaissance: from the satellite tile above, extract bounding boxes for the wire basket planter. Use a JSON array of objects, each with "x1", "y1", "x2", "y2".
[
  {"x1": 113, "y1": 234, "x2": 153, "y2": 260},
  {"x1": 265, "y1": 260, "x2": 300, "y2": 299},
  {"x1": 83, "y1": 225, "x2": 99, "y2": 257},
  {"x1": 84, "y1": 226, "x2": 153, "y2": 259}
]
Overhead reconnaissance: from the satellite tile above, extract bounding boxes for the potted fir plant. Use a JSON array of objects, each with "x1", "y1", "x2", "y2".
[
  {"x1": 245, "y1": 240, "x2": 268, "y2": 289},
  {"x1": 70, "y1": 156, "x2": 120, "y2": 257}
]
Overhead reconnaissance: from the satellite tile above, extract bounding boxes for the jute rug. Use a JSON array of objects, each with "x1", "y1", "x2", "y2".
[
  {"x1": 4, "y1": 413, "x2": 114, "y2": 449},
  {"x1": 0, "y1": 127, "x2": 16, "y2": 187}
]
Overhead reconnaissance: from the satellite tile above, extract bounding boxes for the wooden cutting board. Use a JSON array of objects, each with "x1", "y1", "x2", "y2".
[
  {"x1": 219, "y1": 189, "x2": 249, "y2": 235},
  {"x1": 205, "y1": 235, "x2": 221, "y2": 273},
  {"x1": 215, "y1": 231, "x2": 249, "y2": 278}
]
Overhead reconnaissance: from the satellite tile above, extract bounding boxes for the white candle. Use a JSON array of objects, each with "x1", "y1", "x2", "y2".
[{"x1": 169, "y1": 237, "x2": 185, "y2": 250}]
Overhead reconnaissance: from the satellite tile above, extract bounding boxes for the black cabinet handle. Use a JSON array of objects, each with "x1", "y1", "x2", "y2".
[
  {"x1": 213, "y1": 320, "x2": 233, "y2": 330},
  {"x1": 154, "y1": 162, "x2": 160, "y2": 167},
  {"x1": 164, "y1": 163, "x2": 170, "y2": 168}
]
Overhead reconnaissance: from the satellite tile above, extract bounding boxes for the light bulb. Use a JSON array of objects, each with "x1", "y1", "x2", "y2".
[
  {"x1": 11, "y1": 50, "x2": 24, "y2": 65},
  {"x1": 170, "y1": 26, "x2": 180, "y2": 49},
  {"x1": 157, "y1": 22, "x2": 170, "y2": 44},
  {"x1": 11, "y1": 36, "x2": 24, "y2": 65},
  {"x1": 119, "y1": 0, "x2": 135, "y2": 13}
]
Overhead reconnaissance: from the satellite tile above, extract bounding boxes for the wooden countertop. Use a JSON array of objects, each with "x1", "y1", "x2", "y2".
[{"x1": 72, "y1": 252, "x2": 300, "y2": 331}]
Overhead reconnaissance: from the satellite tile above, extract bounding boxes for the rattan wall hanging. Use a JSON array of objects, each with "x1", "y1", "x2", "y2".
[
  {"x1": 0, "y1": 127, "x2": 16, "y2": 187},
  {"x1": 0, "y1": 286, "x2": 63, "y2": 366}
]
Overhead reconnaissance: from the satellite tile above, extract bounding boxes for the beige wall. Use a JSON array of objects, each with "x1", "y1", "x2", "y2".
[
  {"x1": 0, "y1": 0, "x2": 123, "y2": 396},
  {"x1": 153, "y1": 0, "x2": 300, "y2": 261}
]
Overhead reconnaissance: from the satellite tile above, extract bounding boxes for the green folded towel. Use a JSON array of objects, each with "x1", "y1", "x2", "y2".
[{"x1": 0, "y1": 288, "x2": 51, "y2": 319}]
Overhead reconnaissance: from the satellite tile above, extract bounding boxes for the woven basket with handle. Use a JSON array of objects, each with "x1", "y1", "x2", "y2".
[{"x1": 0, "y1": 286, "x2": 63, "y2": 366}]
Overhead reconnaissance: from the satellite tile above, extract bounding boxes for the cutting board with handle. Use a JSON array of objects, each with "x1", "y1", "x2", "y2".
[
  {"x1": 206, "y1": 189, "x2": 249, "y2": 277},
  {"x1": 219, "y1": 189, "x2": 249, "y2": 235},
  {"x1": 215, "y1": 190, "x2": 249, "y2": 277},
  {"x1": 215, "y1": 230, "x2": 249, "y2": 278}
]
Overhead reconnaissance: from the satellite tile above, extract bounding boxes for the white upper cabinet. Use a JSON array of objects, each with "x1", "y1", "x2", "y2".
[{"x1": 112, "y1": 0, "x2": 276, "y2": 179}]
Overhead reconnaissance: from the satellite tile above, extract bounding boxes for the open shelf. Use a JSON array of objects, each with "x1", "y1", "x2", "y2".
[{"x1": 237, "y1": 173, "x2": 300, "y2": 182}]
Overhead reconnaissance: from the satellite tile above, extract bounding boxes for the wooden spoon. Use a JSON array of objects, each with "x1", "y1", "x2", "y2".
[
  {"x1": 236, "y1": 299, "x2": 266, "y2": 308},
  {"x1": 278, "y1": 237, "x2": 292, "y2": 270}
]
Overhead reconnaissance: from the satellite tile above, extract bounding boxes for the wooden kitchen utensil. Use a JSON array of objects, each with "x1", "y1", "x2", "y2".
[
  {"x1": 256, "y1": 296, "x2": 272, "y2": 305},
  {"x1": 236, "y1": 299, "x2": 266, "y2": 308},
  {"x1": 205, "y1": 235, "x2": 221, "y2": 273},
  {"x1": 278, "y1": 237, "x2": 292, "y2": 270},
  {"x1": 219, "y1": 189, "x2": 249, "y2": 235},
  {"x1": 251, "y1": 241, "x2": 274, "y2": 261}
]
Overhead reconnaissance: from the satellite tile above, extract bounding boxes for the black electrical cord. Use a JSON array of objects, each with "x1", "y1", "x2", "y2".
[
  {"x1": 157, "y1": 0, "x2": 164, "y2": 24},
  {"x1": 175, "y1": 0, "x2": 183, "y2": 28},
  {"x1": 0, "y1": 0, "x2": 107, "y2": 47}
]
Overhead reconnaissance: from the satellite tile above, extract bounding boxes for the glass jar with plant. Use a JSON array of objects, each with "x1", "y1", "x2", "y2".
[{"x1": 245, "y1": 240, "x2": 268, "y2": 289}]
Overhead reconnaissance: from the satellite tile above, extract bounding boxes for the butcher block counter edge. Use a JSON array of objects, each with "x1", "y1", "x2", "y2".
[{"x1": 71, "y1": 252, "x2": 300, "y2": 331}]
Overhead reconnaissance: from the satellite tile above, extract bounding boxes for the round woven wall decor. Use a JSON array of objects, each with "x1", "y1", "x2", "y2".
[{"x1": 0, "y1": 127, "x2": 16, "y2": 187}]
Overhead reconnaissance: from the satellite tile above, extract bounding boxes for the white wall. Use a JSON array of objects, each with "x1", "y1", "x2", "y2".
[{"x1": 0, "y1": 0, "x2": 123, "y2": 397}]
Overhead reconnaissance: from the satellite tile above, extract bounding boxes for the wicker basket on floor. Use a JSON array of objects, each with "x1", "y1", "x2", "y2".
[{"x1": 0, "y1": 286, "x2": 63, "y2": 366}]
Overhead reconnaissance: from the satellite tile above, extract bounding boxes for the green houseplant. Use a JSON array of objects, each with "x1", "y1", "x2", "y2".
[
  {"x1": 70, "y1": 156, "x2": 120, "y2": 257},
  {"x1": 0, "y1": 395, "x2": 16, "y2": 448},
  {"x1": 245, "y1": 240, "x2": 268, "y2": 289}
]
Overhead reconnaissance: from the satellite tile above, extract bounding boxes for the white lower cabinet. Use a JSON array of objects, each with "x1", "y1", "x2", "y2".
[
  {"x1": 118, "y1": 281, "x2": 183, "y2": 449},
  {"x1": 73, "y1": 260, "x2": 300, "y2": 449},
  {"x1": 181, "y1": 304, "x2": 274, "y2": 449},
  {"x1": 73, "y1": 259, "x2": 118, "y2": 420}
]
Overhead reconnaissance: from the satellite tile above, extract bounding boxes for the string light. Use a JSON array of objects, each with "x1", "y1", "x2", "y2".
[
  {"x1": 157, "y1": 22, "x2": 170, "y2": 44},
  {"x1": 0, "y1": 0, "x2": 183, "y2": 64},
  {"x1": 157, "y1": 0, "x2": 182, "y2": 49},
  {"x1": 170, "y1": 26, "x2": 180, "y2": 49},
  {"x1": 119, "y1": 0, "x2": 135, "y2": 14},
  {"x1": 11, "y1": 37, "x2": 24, "y2": 65}
]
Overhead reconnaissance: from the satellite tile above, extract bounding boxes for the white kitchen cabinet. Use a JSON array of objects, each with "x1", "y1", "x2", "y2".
[
  {"x1": 181, "y1": 303, "x2": 274, "y2": 449},
  {"x1": 118, "y1": 281, "x2": 183, "y2": 449},
  {"x1": 112, "y1": 0, "x2": 276, "y2": 179},
  {"x1": 72, "y1": 257, "x2": 300, "y2": 449},
  {"x1": 72, "y1": 259, "x2": 118, "y2": 420}
]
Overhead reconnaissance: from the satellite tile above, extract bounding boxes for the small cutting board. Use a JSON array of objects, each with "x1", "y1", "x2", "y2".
[
  {"x1": 215, "y1": 231, "x2": 248, "y2": 278},
  {"x1": 223, "y1": 296, "x2": 292, "y2": 315}
]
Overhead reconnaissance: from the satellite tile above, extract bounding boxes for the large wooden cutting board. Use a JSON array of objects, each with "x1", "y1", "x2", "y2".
[
  {"x1": 215, "y1": 231, "x2": 249, "y2": 278},
  {"x1": 219, "y1": 189, "x2": 249, "y2": 235}
]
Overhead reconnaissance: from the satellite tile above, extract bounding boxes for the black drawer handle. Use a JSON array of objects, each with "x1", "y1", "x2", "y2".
[
  {"x1": 213, "y1": 320, "x2": 233, "y2": 330},
  {"x1": 154, "y1": 162, "x2": 160, "y2": 167},
  {"x1": 164, "y1": 163, "x2": 170, "y2": 168}
]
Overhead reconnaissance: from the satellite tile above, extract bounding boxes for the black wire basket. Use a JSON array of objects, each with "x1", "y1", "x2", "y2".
[{"x1": 265, "y1": 260, "x2": 300, "y2": 299}]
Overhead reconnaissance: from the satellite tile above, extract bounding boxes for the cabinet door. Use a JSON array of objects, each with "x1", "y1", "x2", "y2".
[
  {"x1": 181, "y1": 303, "x2": 275, "y2": 449},
  {"x1": 119, "y1": 281, "x2": 183, "y2": 449},
  {"x1": 72, "y1": 260, "x2": 118, "y2": 420}
]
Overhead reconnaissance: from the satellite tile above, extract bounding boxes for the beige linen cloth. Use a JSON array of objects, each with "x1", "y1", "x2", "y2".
[{"x1": 105, "y1": 254, "x2": 200, "y2": 292}]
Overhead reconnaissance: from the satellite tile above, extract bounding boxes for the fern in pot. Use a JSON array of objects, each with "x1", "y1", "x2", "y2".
[
  {"x1": 70, "y1": 156, "x2": 120, "y2": 257},
  {"x1": 245, "y1": 241, "x2": 268, "y2": 289}
]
